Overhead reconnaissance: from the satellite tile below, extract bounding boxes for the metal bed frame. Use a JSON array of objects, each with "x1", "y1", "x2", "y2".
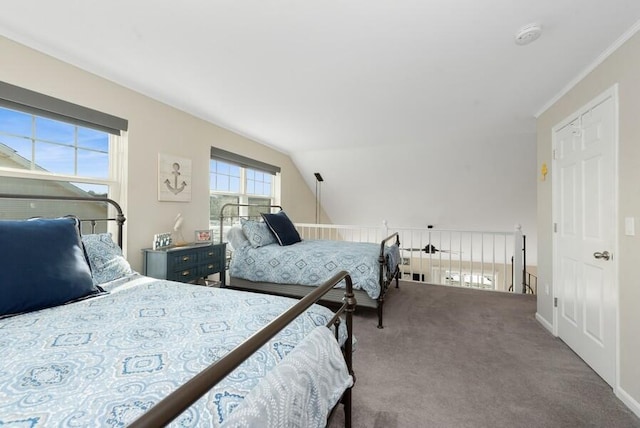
[
  {"x1": 219, "y1": 203, "x2": 400, "y2": 328},
  {"x1": 0, "y1": 193, "x2": 126, "y2": 247},
  {"x1": 0, "y1": 194, "x2": 356, "y2": 427}
]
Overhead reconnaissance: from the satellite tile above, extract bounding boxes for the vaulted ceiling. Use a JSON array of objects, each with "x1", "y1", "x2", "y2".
[{"x1": 2, "y1": 1, "x2": 640, "y2": 253}]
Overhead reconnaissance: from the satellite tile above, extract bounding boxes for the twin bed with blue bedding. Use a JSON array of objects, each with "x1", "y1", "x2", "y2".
[
  {"x1": 230, "y1": 240, "x2": 398, "y2": 300},
  {"x1": 0, "y1": 194, "x2": 355, "y2": 427},
  {"x1": 0, "y1": 276, "x2": 351, "y2": 427},
  {"x1": 221, "y1": 204, "x2": 401, "y2": 329}
]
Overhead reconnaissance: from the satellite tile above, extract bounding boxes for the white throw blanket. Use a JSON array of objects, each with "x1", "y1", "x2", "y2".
[{"x1": 221, "y1": 326, "x2": 354, "y2": 428}]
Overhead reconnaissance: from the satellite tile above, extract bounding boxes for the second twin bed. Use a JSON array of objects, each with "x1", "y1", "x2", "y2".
[{"x1": 220, "y1": 203, "x2": 402, "y2": 328}]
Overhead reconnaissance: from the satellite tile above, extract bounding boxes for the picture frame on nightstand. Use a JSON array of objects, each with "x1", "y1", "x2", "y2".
[{"x1": 194, "y1": 229, "x2": 212, "y2": 243}]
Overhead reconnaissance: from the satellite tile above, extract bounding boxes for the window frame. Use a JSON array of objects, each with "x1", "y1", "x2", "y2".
[
  {"x1": 0, "y1": 107, "x2": 125, "y2": 203},
  {"x1": 210, "y1": 160, "x2": 278, "y2": 207},
  {"x1": 0, "y1": 84, "x2": 128, "y2": 248},
  {"x1": 209, "y1": 154, "x2": 281, "y2": 234},
  {"x1": 210, "y1": 161, "x2": 274, "y2": 197}
]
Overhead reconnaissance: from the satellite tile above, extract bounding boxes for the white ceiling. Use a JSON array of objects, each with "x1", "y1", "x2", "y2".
[
  {"x1": 2, "y1": 1, "x2": 640, "y2": 252},
  {"x1": 2, "y1": 1, "x2": 639, "y2": 153}
]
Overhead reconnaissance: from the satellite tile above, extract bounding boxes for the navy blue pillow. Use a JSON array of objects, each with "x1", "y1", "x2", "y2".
[
  {"x1": 0, "y1": 217, "x2": 101, "y2": 317},
  {"x1": 261, "y1": 211, "x2": 301, "y2": 246}
]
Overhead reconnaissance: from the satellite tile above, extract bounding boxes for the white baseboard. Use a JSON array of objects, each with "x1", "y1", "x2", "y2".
[
  {"x1": 617, "y1": 386, "x2": 640, "y2": 419},
  {"x1": 536, "y1": 312, "x2": 554, "y2": 334}
]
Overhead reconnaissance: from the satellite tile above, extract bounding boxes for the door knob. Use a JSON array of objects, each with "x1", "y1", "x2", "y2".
[{"x1": 593, "y1": 251, "x2": 611, "y2": 261}]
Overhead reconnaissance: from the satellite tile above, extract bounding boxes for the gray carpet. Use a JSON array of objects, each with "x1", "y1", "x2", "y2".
[{"x1": 329, "y1": 281, "x2": 640, "y2": 428}]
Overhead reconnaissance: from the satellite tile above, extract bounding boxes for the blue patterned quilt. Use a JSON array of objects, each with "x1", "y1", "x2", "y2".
[
  {"x1": 229, "y1": 240, "x2": 400, "y2": 299},
  {"x1": 0, "y1": 275, "x2": 348, "y2": 427}
]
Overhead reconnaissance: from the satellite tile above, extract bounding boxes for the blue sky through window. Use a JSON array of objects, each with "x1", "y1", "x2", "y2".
[
  {"x1": 0, "y1": 106, "x2": 110, "y2": 195},
  {"x1": 209, "y1": 159, "x2": 272, "y2": 196}
]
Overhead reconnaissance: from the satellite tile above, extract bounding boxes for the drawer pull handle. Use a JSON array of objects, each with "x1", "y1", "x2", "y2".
[
  {"x1": 182, "y1": 271, "x2": 190, "y2": 276},
  {"x1": 208, "y1": 264, "x2": 214, "y2": 269},
  {"x1": 208, "y1": 252, "x2": 214, "y2": 256},
  {"x1": 182, "y1": 256, "x2": 190, "y2": 262}
]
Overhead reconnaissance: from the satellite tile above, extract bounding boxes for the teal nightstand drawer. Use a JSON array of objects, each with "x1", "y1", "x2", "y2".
[
  {"x1": 142, "y1": 243, "x2": 227, "y2": 285},
  {"x1": 168, "y1": 250, "x2": 199, "y2": 269}
]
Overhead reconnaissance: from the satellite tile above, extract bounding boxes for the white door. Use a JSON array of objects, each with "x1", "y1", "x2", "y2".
[{"x1": 554, "y1": 91, "x2": 617, "y2": 386}]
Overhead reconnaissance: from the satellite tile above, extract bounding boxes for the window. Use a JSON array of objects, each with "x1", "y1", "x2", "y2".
[
  {"x1": 0, "y1": 82, "x2": 128, "y2": 235},
  {"x1": 0, "y1": 107, "x2": 110, "y2": 180},
  {"x1": 439, "y1": 269, "x2": 496, "y2": 290},
  {"x1": 209, "y1": 148, "x2": 281, "y2": 240}
]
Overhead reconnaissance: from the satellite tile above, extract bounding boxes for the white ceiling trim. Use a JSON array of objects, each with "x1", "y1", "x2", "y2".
[{"x1": 535, "y1": 18, "x2": 640, "y2": 118}]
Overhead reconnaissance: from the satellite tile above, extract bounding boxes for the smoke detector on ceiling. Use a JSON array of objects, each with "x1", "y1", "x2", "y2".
[{"x1": 515, "y1": 23, "x2": 542, "y2": 46}]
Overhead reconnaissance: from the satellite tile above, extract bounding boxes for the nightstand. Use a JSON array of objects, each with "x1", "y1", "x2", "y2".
[{"x1": 142, "y1": 243, "x2": 226, "y2": 286}]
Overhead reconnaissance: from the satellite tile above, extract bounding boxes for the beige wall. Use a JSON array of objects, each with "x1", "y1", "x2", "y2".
[
  {"x1": 0, "y1": 36, "x2": 319, "y2": 271},
  {"x1": 537, "y1": 31, "x2": 640, "y2": 409}
]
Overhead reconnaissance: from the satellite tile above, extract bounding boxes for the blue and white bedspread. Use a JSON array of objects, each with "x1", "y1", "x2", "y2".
[
  {"x1": 229, "y1": 240, "x2": 401, "y2": 299},
  {"x1": 0, "y1": 275, "x2": 349, "y2": 427}
]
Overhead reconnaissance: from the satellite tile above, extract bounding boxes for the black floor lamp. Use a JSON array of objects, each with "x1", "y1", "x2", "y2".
[{"x1": 314, "y1": 172, "x2": 323, "y2": 224}]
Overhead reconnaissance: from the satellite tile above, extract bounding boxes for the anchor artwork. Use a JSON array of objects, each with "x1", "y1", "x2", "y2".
[{"x1": 158, "y1": 153, "x2": 192, "y2": 202}]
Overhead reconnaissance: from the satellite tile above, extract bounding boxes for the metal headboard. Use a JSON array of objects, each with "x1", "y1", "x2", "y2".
[
  {"x1": 218, "y1": 202, "x2": 283, "y2": 243},
  {"x1": 0, "y1": 193, "x2": 126, "y2": 248}
]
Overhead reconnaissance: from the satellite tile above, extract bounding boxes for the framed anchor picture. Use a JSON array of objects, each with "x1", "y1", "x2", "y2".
[{"x1": 158, "y1": 153, "x2": 192, "y2": 202}]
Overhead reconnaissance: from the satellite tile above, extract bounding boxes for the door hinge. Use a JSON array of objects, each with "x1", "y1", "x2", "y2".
[
  {"x1": 554, "y1": 223, "x2": 558, "y2": 233},
  {"x1": 552, "y1": 149, "x2": 557, "y2": 160},
  {"x1": 554, "y1": 297, "x2": 558, "y2": 308}
]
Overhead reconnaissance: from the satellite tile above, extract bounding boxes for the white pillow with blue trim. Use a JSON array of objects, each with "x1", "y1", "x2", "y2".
[
  {"x1": 82, "y1": 233, "x2": 133, "y2": 285},
  {"x1": 240, "y1": 218, "x2": 277, "y2": 248}
]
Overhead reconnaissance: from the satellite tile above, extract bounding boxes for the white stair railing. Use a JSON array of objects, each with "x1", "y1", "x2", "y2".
[
  {"x1": 295, "y1": 223, "x2": 388, "y2": 244},
  {"x1": 295, "y1": 222, "x2": 526, "y2": 294}
]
